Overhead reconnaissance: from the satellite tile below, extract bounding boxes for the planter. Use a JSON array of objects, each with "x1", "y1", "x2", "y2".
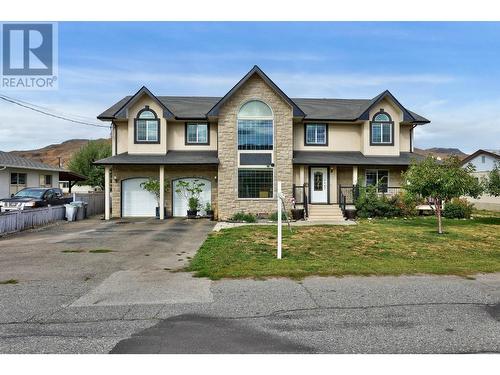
[
  {"x1": 155, "y1": 207, "x2": 167, "y2": 219},
  {"x1": 291, "y1": 208, "x2": 305, "y2": 221},
  {"x1": 206, "y1": 210, "x2": 215, "y2": 221},
  {"x1": 345, "y1": 209, "x2": 357, "y2": 220},
  {"x1": 187, "y1": 209, "x2": 198, "y2": 219}
]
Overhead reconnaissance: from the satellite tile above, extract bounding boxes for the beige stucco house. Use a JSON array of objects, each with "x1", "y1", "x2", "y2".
[{"x1": 95, "y1": 66, "x2": 430, "y2": 220}]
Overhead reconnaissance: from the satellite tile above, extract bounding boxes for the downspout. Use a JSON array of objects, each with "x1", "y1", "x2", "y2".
[
  {"x1": 410, "y1": 124, "x2": 418, "y2": 153},
  {"x1": 111, "y1": 120, "x2": 117, "y2": 156}
]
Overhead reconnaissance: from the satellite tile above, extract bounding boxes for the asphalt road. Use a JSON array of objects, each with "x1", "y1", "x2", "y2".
[{"x1": 0, "y1": 218, "x2": 499, "y2": 353}]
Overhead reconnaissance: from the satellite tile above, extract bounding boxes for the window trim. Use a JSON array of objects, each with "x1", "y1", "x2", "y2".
[
  {"x1": 44, "y1": 174, "x2": 52, "y2": 186},
  {"x1": 134, "y1": 106, "x2": 161, "y2": 144},
  {"x1": 369, "y1": 109, "x2": 394, "y2": 146},
  {"x1": 237, "y1": 167, "x2": 274, "y2": 200},
  {"x1": 184, "y1": 122, "x2": 210, "y2": 145},
  {"x1": 304, "y1": 123, "x2": 328, "y2": 146},
  {"x1": 10, "y1": 172, "x2": 27, "y2": 185},
  {"x1": 365, "y1": 169, "x2": 390, "y2": 192}
]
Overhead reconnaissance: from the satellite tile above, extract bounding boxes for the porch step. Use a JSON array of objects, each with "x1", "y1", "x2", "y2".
[{"x1": 307, "y1": 204, "x2": 345, "y2": 221}]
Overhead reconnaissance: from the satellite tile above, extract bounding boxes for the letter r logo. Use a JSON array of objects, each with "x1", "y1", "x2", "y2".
[{"x1": 2, "y1": 23, "x2": 53, "y2": 76}]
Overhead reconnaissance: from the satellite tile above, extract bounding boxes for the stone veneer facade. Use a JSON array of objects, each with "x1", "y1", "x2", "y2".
[
  {"x1": 111, "y1": 165, "x2": 218, "y2": 218},
  {"x1": 216, "y1": 74, "x2": 294, "y2": 220}
]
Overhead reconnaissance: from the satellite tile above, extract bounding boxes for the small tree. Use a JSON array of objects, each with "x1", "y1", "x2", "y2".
[
  {"x1": 403, "y1": 156, "x2": 483, "y2": 234},
  {"x1": 140, "y1": 177, "x2": 169, "y2": 207},
  {"x1": 175, "y1": 179, "x2": 206, "y2": 212},
  {"x1": 67, "y1": 140, "x2": 111, "y2": 189},
  {"x1": 484, "y1": 163, "x2": 500, "y2": 197}
]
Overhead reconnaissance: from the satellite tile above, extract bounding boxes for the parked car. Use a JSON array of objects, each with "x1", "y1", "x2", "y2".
[{"x1": 0, "y1": 188, "x2": 70, "y2": 212}]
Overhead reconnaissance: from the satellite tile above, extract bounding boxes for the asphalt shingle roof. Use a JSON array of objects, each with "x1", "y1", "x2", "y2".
[
  {"x1": 292, "y1": 151, "x2": 425, "y2": 166},
  {"x1": 98, "y1": 95, "x2": 429, "y2": 123},
  {"x1": 94, "y1": 151, "x2": 219, "y2": 165},
  {"x1": 0, "y1": 151, "x2": 66, "y2": 172}
]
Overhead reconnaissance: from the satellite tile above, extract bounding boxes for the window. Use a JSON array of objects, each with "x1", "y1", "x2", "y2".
[
  {"x1": 370, "y1": 110, "x2": 393, "y2": 145},
  {"x1": 237, "y1": 100, "x2": 273, "y2": 150},
  {"x1": 10, "y1": 173, "x2": 27, "y2": 185},
  {"x1": 305, "y1": 124, "x2": 327, "y2": 145},
  {"x1": 366, "y1": 170, "x2": 389, "y2": 193},
  {"x1": 313, "y1": 171, "x2": 324, "y2": 191},
  {"x1": 186, "y1": 123, "x2": 209, "y2": 145},
  {"x1": 135, "y1": 107, "x2": 160, "y2": 143},
  {"x1": 238, "y1": 169, "x2": 273, "y2": 198},
  {"x1": 44, "y1": 175, "x2": 52, "y2": 186},
  {"x1": 481, "y1": 155, "x2": 486, "y2": 163}
]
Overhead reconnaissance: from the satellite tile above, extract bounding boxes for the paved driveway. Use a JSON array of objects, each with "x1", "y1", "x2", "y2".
[{"x1": 0, "y1": 218, "x2": 499, "y2": 353}]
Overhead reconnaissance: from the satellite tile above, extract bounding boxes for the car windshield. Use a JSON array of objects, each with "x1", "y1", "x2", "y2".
[{"x1": 14, "y1": 189, "x2": 46, "y2": 199}]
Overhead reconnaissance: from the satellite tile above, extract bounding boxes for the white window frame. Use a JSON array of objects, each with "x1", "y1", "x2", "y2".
[
  {"x1": 365, "y1": 169, "x2": 390, "y2": 192},
  {"x1": 305, "y1": 123, "x2": 327, "y2": 145},
  {"x1": 186, "y1": 123, "x2": 209, "y2": 145}
]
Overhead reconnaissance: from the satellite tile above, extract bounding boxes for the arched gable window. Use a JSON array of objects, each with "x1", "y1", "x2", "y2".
[
  {"x1": 370, "y1": 109, "x2": 394, "y2": 145},
  {"x1": 135, "y1": 106, "x2": 160, "y2": 144},
  {"x1": 237, "y1": 100, "x2": 273, "y2": 150}
]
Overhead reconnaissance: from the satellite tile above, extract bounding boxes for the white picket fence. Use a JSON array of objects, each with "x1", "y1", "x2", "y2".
[
  {"x1": 0, "y1": 205, "x2": 66, "y2": 236},
  {"x1": 73, "y1": 192, "x2": 105, "y2": 217}
]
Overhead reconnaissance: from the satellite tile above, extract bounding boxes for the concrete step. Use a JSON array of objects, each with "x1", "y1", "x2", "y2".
[{"x1": 308, "y1": 216, "x2": 345, "y2": 220}]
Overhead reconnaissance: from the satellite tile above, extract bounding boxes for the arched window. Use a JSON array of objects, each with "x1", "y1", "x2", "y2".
[
  {"x1": 370, "y1": 109, "x2": 394, "y2": 145},
  {"x1": 135, "y1": 106, "x2": 160, "y2": 144},
  {"x1": 237, "y1": 100, "x2": 273, "y2": 150}
]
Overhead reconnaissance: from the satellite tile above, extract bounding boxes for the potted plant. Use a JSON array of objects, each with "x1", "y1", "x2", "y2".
[
  {"x1": 205, "y1": 202, "x2": 214, "y2": 220},
  {"x1": 140, "y1": 177, "x2": 169, "y2": 218},
  {"x1": 175, "y1": 179, "x2": 206, "y2": 219},
  {"x1": 290, "y1": 197, "x2": 305, "y2": 220}
]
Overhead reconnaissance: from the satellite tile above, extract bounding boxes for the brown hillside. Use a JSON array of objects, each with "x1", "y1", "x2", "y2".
[
  {"x1": 414, "y1": 147, "x2": 468, "y2": 160},
  {"x1": 10, "y1": 138, "x2": 110, "y2": 168}
]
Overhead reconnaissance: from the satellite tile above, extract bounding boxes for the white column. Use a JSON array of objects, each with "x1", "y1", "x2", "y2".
[
  {"x1": 299, "y1": 166, "x2": 305, "y2": 186},
  {"x1": 104, "y1": 166, "x2": 110, "y2": 220},
  {"x1": 159, "y1": 165, "x2": 165, "y2": 220},
  {"x1": 331, "y1": 166, "x2": 338, "y2": 203},
  {"x1": 277, "y1": 181, "x2": 282, "y2": 260},
  {"x1": 352, "y1": 165, "x2": 358, "y2": 185}
]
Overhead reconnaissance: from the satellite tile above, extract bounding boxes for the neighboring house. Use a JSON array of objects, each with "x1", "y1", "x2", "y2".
[
  {"x1": 95, "y1": 65, "x2": 429, "y2": 220},
  {"x1": 461, "y1": 149, "x2": 500, "y2": 211},
  {"x1": 59, "y1": 182, "x2": 102, "y2": 194},
  {"x1": 0, "y1": 151, "x2": 85, "y2": 198}
]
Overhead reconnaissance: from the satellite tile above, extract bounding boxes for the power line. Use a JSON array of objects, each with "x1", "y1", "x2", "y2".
[{"x1": 0, "y1": 95, "x2": 110, "y2": 129}]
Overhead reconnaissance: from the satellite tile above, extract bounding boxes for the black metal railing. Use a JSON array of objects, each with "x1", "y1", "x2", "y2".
[
  {"x1": 338, "y1": 185, "x2": 403, "y2": 206},
  {"x1": 292, "y1": 183, "x2": 309, "y2": 218}
]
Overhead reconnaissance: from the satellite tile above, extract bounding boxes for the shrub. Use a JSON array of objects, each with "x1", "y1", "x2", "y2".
[
  {"x1": 389, "y1": 191, "x2": 424, "y2": 217},
  {"x1": 355, "y1": 186, "x2": 401, "y2": 218},
  {"x1": 229, "y1": 211, "x2": 257, "y2": 223},
  {"x1": 268, "y1": 211, "x2": 289, "y2": 221},
  {"x1": 443, "y1": 198, "x2": 474, "y2": 219}
]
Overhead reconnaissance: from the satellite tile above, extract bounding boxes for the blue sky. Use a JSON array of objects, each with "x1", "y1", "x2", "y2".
[{"x1": 1, "y1": 22, "x2": 500, "y2": 153}]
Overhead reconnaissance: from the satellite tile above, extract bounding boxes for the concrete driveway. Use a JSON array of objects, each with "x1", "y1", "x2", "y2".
[{"x1": 0, "y1": 218, "x2": 499, "y2": 353}]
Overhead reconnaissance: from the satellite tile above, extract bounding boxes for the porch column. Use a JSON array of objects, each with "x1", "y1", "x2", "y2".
[
  {"x1": 104, "y1": 166, "x2": 110, "y2": 220},
  {"x1": 352, "y1": 165, "x2": 358, "y2": 185},
  {"x1": 331, "y1": 166, "x2": 338, "y2": 203},
  {"x1": 159, "y1": 165, "x2": 165, "y2": 220},
  {"x1": 299, "y1": 166, "x2": 305, "y2": 186}
]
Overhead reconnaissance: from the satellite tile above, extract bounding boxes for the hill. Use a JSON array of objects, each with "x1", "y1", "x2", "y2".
[
  {"x1": 10, "y1": 138, "x2": 110, "y2": 168},
  {"x1": 414, "y1": 147, "x2": 468, "y2": 160}
]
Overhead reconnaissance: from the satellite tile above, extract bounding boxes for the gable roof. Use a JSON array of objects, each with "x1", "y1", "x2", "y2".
[
  {"x1": 206, "y1": 65, "x2": 305, "y2": 117},
  {"x1": 97, "y1": 67, "x2": 429, "y2": 124},
  {"x1": 103, "y1": 86, "x2": 175, "y2": 120},
  {"x1": 0, "y1": 151, "x2": 66, "y2": 172},
  {"x1": 461, "y1": 149, "x2": 500, "y2": 165}
]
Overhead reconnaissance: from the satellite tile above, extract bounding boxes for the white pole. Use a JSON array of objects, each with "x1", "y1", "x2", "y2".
[
  {"x1": 277, "y1": 181, "x2": 282, "y2": 259},
  {"x1": 159, "y1": 165, "x2": 165, "y2": 220},
  {"x1": 104, "y1": 166, "x2": 110, "y2": 220}
]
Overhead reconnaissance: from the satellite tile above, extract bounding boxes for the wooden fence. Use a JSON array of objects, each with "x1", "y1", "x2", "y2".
[
  {"x1": 0, "y1": 206, "x2": 66, "y2": 236},
  {"x1": 72, "y1": 192, "x2": 105, "y2": 217}
]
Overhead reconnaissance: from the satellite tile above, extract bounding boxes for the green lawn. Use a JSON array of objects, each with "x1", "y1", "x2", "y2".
[{"x1": 186, "y1": 215, "x2": 500, "y2": 280}]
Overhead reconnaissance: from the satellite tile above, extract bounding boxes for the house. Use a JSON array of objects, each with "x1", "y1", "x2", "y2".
[
  {"x1": 461, "y1": 149, "x2": 500, "y2": 211},
  {"x1": 95, "y1": 65, "x2": 429, "y2": 220},
  {"x1": 0, "y1": 151, "x2": 85, "y2": 198}
]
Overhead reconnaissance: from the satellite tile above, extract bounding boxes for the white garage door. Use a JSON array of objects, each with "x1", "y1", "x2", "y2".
[
  {"x1": 173, "y1": 178, "x2": 211, "y2": 217},
  {"x1": 122, "y1": 178, "x2": 157, "y2": 217}
]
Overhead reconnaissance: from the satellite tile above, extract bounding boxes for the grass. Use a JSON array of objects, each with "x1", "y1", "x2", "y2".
[
  {"x1": 62, "y1": 249, "x2": 85, "y2": 253},
  {"x1": 0, "y1": 279, "x2": 18, "y2": 285},
  {"x1": 186, "y1": 215, "x2": 500, "y2": 280}
]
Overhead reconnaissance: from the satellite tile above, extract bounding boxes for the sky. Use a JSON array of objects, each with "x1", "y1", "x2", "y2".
[{"x1": 1, "y1": 21, "x2": 499, "y2": 153}]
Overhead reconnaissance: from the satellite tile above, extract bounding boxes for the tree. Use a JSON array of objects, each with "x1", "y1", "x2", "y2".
[
  {"x1": 484, "y1": 163, "x2": 500, "y2": 197},
  {"x1": 67, "y1": 140, "x2": 111, "y2": 189},
  {"x1": 402, "y1": 156, "x2": 483, "y2": 234},
  {"x1": 140, "y1": 177, "x2": 169, "y2": 207}
]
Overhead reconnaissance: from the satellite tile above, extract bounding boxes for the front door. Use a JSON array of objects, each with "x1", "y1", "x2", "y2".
[{"x1": 310, "y1": 167, "x2": 328, "y2": 203}]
